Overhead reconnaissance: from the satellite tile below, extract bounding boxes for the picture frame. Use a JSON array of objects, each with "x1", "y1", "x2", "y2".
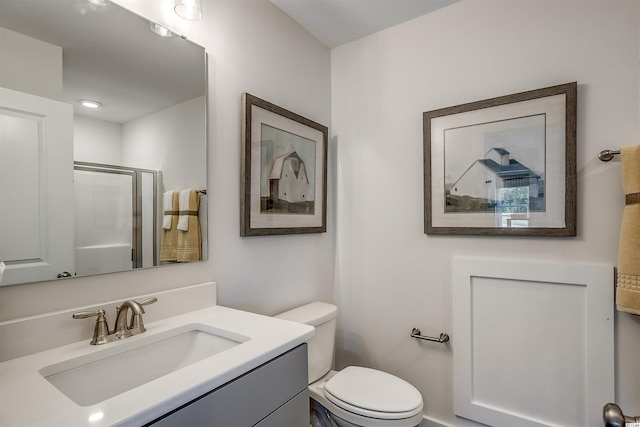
[
  {"x1": 423, "y1": 82, "x2": 577, "y2": 236},
  {"x1": 241, "y1": 93, "x2": 328, "y2": 236}
]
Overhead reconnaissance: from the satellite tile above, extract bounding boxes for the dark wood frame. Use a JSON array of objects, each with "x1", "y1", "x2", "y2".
[
  {"x1": 241, "y1": 93, "x2": 328, "y2": 236},
  {"x1": 423, "y1": 82, "x2": 577, "y2": 237}
]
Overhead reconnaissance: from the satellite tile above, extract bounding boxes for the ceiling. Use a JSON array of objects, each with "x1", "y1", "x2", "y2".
[
  {"x1": 0, "y1": 0, "x2": 205, "y2": 124},
  {"x1": 0, "y1": 0, "x2": 457, "y2": 124},
  {"x1": 270, "y1": 0, "x2": 459, "y2": 48}
]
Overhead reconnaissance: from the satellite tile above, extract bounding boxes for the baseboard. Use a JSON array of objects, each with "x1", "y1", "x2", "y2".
[{"x1": 421, "y1": 415, "x2": 457, "y2": 427}]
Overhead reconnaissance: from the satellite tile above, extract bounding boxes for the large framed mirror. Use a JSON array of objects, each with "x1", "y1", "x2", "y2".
[{"x1": 0, "y1": 0, "x2": 208, "y2": 286}]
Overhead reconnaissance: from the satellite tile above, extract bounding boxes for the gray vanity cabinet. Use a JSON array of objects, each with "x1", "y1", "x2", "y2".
[{"x1": 146, "y1": 344, "x2": 309, "y2": 426}]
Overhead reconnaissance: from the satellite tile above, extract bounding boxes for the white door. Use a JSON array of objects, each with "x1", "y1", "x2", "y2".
[{"x1": 0, "y1": 87, "x2": 75, "y2": 285}]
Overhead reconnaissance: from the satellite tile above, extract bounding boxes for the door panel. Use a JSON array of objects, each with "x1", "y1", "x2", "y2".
[
  {"x1": 453, "y1": 257, "x2": 614, "y2": 427},
  {"x1": 0, "y1": 87, "x2": 74, "y2": 285}
]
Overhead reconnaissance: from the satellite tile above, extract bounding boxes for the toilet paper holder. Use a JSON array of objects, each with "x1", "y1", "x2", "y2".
[{"x1": 411, "y1": 327, "x2": 449, "y2": 343}]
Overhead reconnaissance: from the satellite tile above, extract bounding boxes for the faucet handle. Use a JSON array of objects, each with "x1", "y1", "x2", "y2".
[
  {"x1": 116, "y1": 297, "x2": 157, "y2": 313},
  {"x1": 138, "y1": 297, "x2": 158, "y2": 307},
  {"x1": 72, "y1": 310, "x2": 102, "y2": 319},
  {"x1": 73, "y1": 309, "x2": 111, "y2": 345}
]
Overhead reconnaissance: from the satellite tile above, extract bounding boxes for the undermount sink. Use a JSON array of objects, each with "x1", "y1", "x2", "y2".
[{"x1": 39, "y1": 324, "x2": 248, "y2": 406}]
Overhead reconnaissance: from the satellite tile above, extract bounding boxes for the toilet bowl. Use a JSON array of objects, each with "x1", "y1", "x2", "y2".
[
  {"x1": 276, "y1": 302, "x2": 423, "y2": 427},
  {"x1": 309, "y1": 369, "x2": 423, "y2": 427}
]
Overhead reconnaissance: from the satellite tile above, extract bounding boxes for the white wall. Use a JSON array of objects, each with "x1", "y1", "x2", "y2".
[
  {"x1": 332, "y1": 1, "x2": 640, "y2": 425},
  {"x1": 122, "y1": 96, "x2": 206, "y2": 191},
  {"x1": 75, "y1": 97, "x2": 206, "y2": 190},
  {"x1": 0, "y1": 0, "x2": 333, "y2": 337},
  {"x1": 0, "y1": 27, "x2": 63, "y2": 101},
  {"x1": 170, "y1": 0, "x2": 334, "y2": 314},
  {"x1": 74, "y1": 114, "x2": 123, "y2": 164}
]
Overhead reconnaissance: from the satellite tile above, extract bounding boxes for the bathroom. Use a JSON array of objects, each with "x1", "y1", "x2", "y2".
[{"x1": 0, "y1": 0, "x2": 639, "y2": 426}]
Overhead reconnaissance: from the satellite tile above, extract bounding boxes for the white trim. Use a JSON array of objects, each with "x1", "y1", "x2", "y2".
[
  {"x1": 452, "y1": 257, "x2": 614, "y2": 427},
  {"x1": 421, "y1": 415, "x2": 457, "y2": 427}
]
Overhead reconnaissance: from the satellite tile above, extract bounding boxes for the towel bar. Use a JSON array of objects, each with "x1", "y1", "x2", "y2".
[
  {"x1": 599, "y1": 149, "x2": 620, "y2": 162},
  {"x1": 411, "y1": 328, "x2": 449, "y2": 343}
]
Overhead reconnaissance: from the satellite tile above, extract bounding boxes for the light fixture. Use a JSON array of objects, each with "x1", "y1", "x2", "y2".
[
  {"x1": 80, "y1": 99, "x2": 102, "y2": 109},
  {"x1": 88, "y1": 411, "x2": 104, "y2": 423},
  {"x1": 174, "y1": 0, "x2": 202, "y2": 21},
  {"x1": 86, "y1": 0, "x2": 109, "y2": 6},
  {"x1": 149, "y1": 22, "x2": 174, "y2": 37}
]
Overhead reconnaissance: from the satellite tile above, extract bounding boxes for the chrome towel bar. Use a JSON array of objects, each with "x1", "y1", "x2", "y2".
[{"x1": 411, "y1": 328, "x2": 449, "y2": 343}]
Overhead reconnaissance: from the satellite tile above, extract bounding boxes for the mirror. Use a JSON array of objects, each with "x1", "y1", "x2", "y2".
[{"x1": 0, "y1": 0, "x2": 208, "y2": 286}]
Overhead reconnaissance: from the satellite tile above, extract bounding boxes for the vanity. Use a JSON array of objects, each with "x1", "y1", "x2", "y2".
[
  {"x1": 0, "y1": 299, "x2": 314, "y2": 426},
  {"x1": 146, "y1": 344, "x2": 308, "y2": 426}
]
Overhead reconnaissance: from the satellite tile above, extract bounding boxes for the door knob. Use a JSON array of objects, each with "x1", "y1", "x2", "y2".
[{"x1": 603, "y1": 403, "x2": 640, "y2": 427}]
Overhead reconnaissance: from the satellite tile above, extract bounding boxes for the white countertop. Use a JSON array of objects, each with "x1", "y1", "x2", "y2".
[{"x1": 0, "y1": 305, "x2": 314, "y2": 427}]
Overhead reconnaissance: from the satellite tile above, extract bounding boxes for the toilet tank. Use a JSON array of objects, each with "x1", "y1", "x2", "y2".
[{"x1": 275, "y1": 302, "x2": 338, "y2": 383}]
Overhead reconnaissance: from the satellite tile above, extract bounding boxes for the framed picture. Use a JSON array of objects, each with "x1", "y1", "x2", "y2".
[
  {"x1": 241, "y1": 93, "x2": 328, "y2": 236},
  {"x1": 423, "y1": 82, "x2": 577, "y2": 236}
]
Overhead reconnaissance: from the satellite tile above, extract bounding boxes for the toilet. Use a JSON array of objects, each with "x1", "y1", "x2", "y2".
[{"x1": 276, "y1": 302, "x2": 423, "y2": 427}]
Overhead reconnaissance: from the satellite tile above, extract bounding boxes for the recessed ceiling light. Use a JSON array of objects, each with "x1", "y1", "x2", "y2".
[
  {"x1": 150, "y1": 22, "x2": 174, "y2": 38},
  {"x1": 86, "y1": 0, "x2": 109, "y2": 6},
  {"x1": 175, "y1": 0, "x2": 203, "y2": 21},
  {"x1": 80, "y1": 100, "x2": 102, "y2": 109}
]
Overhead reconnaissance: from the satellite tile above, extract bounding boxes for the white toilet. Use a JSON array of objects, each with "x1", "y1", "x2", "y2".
[{"x1": 276, "y1": 302, "x2": 423, "y2": 427}]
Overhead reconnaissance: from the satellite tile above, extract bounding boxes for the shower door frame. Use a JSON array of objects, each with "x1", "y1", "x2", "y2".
[{"x1": 74, "y1": 161, "x2": 158, "y2": 269}]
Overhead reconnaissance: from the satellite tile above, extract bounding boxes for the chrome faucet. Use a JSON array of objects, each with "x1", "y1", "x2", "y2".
[
  {"x1": 114, "y1": 299, "x2": 146, "y2": 339},
  {"x1": 73, "y1": 297, "x2": 157, "y2": 345}
]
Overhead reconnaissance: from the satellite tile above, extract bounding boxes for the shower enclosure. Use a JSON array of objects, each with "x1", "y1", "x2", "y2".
[{"x1": 73, "y1": 162, "x2": 158, "y2": 276}]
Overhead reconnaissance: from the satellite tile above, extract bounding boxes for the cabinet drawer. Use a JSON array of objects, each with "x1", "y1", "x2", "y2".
[
  {"x1": 148, "y1": 344, "x2": 308, "y2": 426},
  {"x1": 255, "y1": 389, "x2": 309, "y2": 427}
]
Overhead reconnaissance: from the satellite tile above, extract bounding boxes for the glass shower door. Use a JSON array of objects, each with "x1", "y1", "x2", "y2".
[{"x1": 73, "y1": 168, "x2": 134, "y2": 276}]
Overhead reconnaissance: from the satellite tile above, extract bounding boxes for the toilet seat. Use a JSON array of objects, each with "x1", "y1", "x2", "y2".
[{"x1": 323, "y1": 367, "x2": 423, "y2": 420}]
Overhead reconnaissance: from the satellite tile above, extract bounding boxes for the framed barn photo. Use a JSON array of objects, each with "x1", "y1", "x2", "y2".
[
  {"x1": 241, "y1": 93, "x2": 328, "y2": 236},
  {"x1": 423, "y1": 82, "x2": 577, "y2": 236}
]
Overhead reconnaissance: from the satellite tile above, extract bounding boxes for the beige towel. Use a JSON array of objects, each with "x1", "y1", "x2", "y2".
[
  {"x1": 162, "y1": 191, "x2": 175, "y2": 230},
  {"x1": 160, "y1": 191, "x2": 179, "y2": 262},
  {"x1": 616, "y1": 145, "x2": 640, "y2": 314},
  {"x1": 177, "y1": 189, "x2": 193, "y2": 231},
  {"x1": 177, "y1": 190, "x2": 202, "y2": 262}
]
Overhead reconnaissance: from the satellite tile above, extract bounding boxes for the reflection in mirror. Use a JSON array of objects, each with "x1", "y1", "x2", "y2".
[{"x1": 0, "y1": 0, "x2": 207, "y2": 286}]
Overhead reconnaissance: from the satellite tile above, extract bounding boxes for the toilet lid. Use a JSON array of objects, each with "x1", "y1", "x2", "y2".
[{"x1": 323, "y1": 367, "x2": 423, "y2": 420}]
